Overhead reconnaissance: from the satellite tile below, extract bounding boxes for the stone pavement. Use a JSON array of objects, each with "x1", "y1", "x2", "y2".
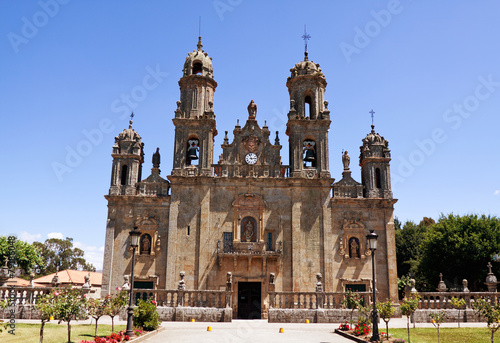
[{"x1": 143, "y1": 320, "x2": 352, "y2": 343}]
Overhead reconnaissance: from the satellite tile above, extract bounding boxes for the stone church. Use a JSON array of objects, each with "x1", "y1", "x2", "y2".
[{"x1": 101, "y1": 37, "x2": 398, "y2": 319}]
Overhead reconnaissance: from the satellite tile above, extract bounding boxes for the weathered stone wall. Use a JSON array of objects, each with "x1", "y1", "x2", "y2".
[
  {"x1": 119, "y1": 306, "x2": 232, "y2": 322},
  {"x1": 268, "y1": 308, "x2": 354, "y2": 323}
]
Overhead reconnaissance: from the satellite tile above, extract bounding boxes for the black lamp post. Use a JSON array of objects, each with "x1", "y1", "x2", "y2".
[
  {"x1": 126, "y1": 227, "x2": 141, "y2": 337},
  {"x1": 366, "y1": 230, "x2": 379, "y2": 342}
]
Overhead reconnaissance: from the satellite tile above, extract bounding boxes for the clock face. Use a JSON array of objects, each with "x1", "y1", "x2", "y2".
[{"x1": 245, "y1": 153, "x2": 257, "y2": 165}]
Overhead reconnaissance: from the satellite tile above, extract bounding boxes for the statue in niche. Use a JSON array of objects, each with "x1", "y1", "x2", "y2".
[
  {"x1": 141, "y1": 234, "x2": 151, "y2": 255},
  {"x1": 349, "y1": 237, "x2": 360, "y2": 258},
  {"x1": 241, "y1": 217, "x2": 256, "y2": 242},
  {"x1": 342, "y1": 150, "x2": 350, "y2": 171}
]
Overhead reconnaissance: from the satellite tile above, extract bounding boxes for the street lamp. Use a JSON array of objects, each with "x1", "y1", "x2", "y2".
[
  {"x1": 366, "y1": 230, "x2": 379, "y2": 342},
  {"x1": 126, "y1": 227, "x2": 141, "y2": 337}
]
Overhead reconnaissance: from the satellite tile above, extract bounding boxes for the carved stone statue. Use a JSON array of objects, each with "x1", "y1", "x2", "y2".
[
  {"x1": 244, "y1": 220, "x2": 254, "y2": 242},
  {"x1": 290, "y1": 99, "x2": 296, "y2": 111},
  {"x1": 462, "y1": 279, "x2": 470, "y2": 292},
  {"x1": 316, "y1": 273, "x2": 323, "y2": 292},
  {"x1": 178, "y1": 271, "x2": 186, "y2": 291},
  {"x1": 152, "y1": 147, "x2": 160, "y2": 168},
  {"x1": 269, "y1": 273, "x2": 275, "y2": 285},
  {"x1": 342, "y1": 150, "x2": 350, "y2": 171},
  {"x1": 324, "y1": 100, "x2": 328, "y2": 110},
  {"x1": 122, "y1": 275, "x2": 130, "y2": 290},
  {"x1": 247, "y1": 100, "x2": 257, "y2": 119},
  {"x1": 82, "y1": 273, "x2": 91, "y2": 289},
  {"x1": 349, "y1": 238, "x2": 359, "y2": 258},
  {"x1": 141, "y1": 235, "x2": 151, "y2": 254}
]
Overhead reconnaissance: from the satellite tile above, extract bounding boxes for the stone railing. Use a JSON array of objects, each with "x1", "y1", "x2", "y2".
[
  {"x1": 132, "y1": 289, "x2": 231, "y2": 308},
  {"x1": 137, "y1": 183, "x2": 169, "y2": 196},
  {"x1": 269, "y1": 291, "x2": 372, "y2": 309},
  {"x1": 0, "y1": 286, "x2": 59, "y2": 305},
  {"x1": 417, "y1": 292, "x2": 500, "y2": 309},
  {"x1": 212, "y1": 164, "x2": 290, "y2": 178}
]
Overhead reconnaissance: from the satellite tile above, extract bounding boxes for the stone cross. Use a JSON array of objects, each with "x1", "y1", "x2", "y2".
[{"x1": 488, "y1": 262, "x2": 493, "y2": 274}]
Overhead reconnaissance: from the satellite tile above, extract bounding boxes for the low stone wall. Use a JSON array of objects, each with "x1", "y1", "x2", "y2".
[
  {"x1": 268, "y1": 308, "x2": 353, "y2": 323},
  {"x1": 120, "y1": 306, "x2": 232, "y2": 322},
  {"x1": 413, "y1": 309, "x2": 479, "y2": 323},
  {"x1": 2, "y1": 305, "x2": 41, "y2": 319}
]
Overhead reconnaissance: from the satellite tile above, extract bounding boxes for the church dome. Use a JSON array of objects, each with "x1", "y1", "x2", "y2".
[
  {"x1": 288, "y1": 52, "x2": 325, "y2": 82},
  {"x1": 116, "y1": 120, "x2": 142, "y2": 142},
  {"x1": 360, "y1": 125, "x2": 390, "y2": 159},
  {"x1": 113, "y1": 119, "x2": 143, "y2": 156},
  {"x1": 182, "y1": 36, "x2": 214, "y2": 78}
]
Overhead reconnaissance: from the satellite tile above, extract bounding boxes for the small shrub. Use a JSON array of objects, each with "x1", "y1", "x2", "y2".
[
  {"x1": 338, "y1": 322, "x2": 350, "y2": 331},
  {"x1": 353, "y1": 323, "x2": 371, "y2": 336},
  {"x1": 133, "y1": 299, "x2": 160, "y2": 331}
]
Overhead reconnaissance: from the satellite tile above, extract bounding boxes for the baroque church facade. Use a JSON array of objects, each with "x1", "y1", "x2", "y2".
[{"x1": 101, "y1": 37, "x2": 398, "y2": 319}]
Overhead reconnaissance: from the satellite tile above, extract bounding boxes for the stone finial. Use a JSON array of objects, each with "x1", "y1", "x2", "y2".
[
  {"x1": 122, "y1": 275, "x2": 130, "y2": 290},
  {"x1": 247, "y1": 100, "x2": 257, "y2": 119},
  {"x1": 342, "y1": 150, "x2": 350, "y2": 171},
  {"x1": 275, "y1": 131, "x2": 280, "y2": 145},
  {"x1": 316, "y1": 273, "x2": 323, "y2": 292},
  {"x1": 462, "y1": 279, "x2": 470, "y2": 292},
  {"x1": 82, "y1": 273, "x2": 91, "y2": 289},
  {"x1": 223, "y1": 131, "x2": 229, "y2": 145},
  {"x1": 485, "y1": 262, "x2": 498, "y2": 292},
  {"x1": 178, "y1": 271, "x2": 186, "y2": 291},
  {"x1": 226, "y1": 272, "x2": 232, "y2": 292},
  {"x1": 410, "y1": 278, "x2": 417, "y2": 294},
  {"x1": 437, "y1": 273, "x2": 447, "y2": 292}
]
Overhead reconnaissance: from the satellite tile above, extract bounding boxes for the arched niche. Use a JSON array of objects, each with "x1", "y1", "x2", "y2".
[
  {"x1": 134, "y1": 216, "x2": 160, "y2": 256},
  {"x1": 232, "y1": 193, "x2": 266, "y2": 244}
]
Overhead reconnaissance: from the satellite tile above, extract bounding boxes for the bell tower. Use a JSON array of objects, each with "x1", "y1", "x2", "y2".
[
  {"x1": 285, "y1": 51, "x2": 331, "y2": 179},
  {"x1": 172, "y1": 37, "x2": 217, "y2": 177},
  {"x1": 109, "y1": 117, "x2": 144, "y2": 195},
  {"x1": 359, "y1": 124, "x2": 393, "y2": 199}
]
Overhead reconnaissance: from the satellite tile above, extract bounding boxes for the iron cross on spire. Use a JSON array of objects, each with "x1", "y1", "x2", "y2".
[
  {"x1": 369, "y1": 109, "x2": 375, "y2": 125},
  {"x1": 302, "y1": 25, "x2": 311, "y2": 53}
]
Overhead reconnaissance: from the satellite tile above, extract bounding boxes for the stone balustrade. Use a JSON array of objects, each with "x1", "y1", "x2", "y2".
[
  {"x1": 417, "y1": 291, "x2": 499, "y2": 309},
  {"x1": 132, "y1": 289, "x2": 231, "y2": 308},
  {"x1": 0, "y1": 286, "x2": 56, "y2": 305},
  {"x1": 269, "y1": 291, "x2": 372, "y2": 309}
]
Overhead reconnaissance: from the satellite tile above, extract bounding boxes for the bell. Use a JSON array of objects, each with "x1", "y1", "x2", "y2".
[
  {"x1": 187, "y1": 147, "x2": 198, "y2": 160},
  {"x1": 304, "y1": 149, "x2": 315, "y2": 162}
]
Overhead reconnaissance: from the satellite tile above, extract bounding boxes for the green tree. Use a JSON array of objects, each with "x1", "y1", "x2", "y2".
[
  {"x1": 35, "y1": 292, "x2": 57, "y2": 343},
  {"x1": 53, "y1": 287, "x2": 88, "y2": 343},
  {"x1": 106, "y1": 290, "x2": 128, "y2": 333},
  {"x1": 87, "y1": 297, "x2": 108, "y2": 338},
  {"x1": 472, "y1": 298, "x2": 500, "y2": 343},
  {"x1": 418, "y1": 214, "x2": 500, "y2": 291},
  {"x1": 377, "y1": 300, "x2": 395, "y2": 341},
  {"x1": 429, "y1": 310, "x2": 446, "y2": 343},
  {"x1": 395, "y1": 218, "x2": 431, "y2": 281},
  {"x1": 0, "y1": 236, "x2": 44, "y2": 275},
  {"x1": 133, "y1": 298, "x2": 160, "y2": 331},
  {"x1": 33, "y1": 237, "x2": 95, "y2": 276},
  {"x1": 400, "y1": 293, "x2": 420, "y2": 343},
  {"x1": 342, "y1": 290, "x2": 362, "y2": 325},
  {"x1": 450, "y1": 296, "x2": 466, "y2": 328}
]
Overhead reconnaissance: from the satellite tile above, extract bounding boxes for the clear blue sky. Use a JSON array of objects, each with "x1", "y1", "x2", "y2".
[{"x1": 1, "y1": 1, "x2": 499, "y2": 270}]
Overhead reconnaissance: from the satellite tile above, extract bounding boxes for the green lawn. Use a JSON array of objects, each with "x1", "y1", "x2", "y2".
[
  {"x1": 388, "y1": 327, "x2": 500, "y2": 343},
  {"x1": 0, "y1": 323, "x2": 126, "y2": 343}
]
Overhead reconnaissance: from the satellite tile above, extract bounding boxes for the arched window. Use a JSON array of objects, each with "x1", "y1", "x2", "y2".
[
  {"x1": 303, "y1": 140, "x2": 316, "y2": 168},
  {"x1": 241, "y1": 217, "x2": 257, "y2": 242},
  {"x1": 375, "y1": 168, "x2": 382, "y2": 189},
  {"x1": 304, "y1": 95, "x2": 312, "y2": 118},
  {"x1": 120, "y1": 165, "x2": 128, "y2": 186},
  {"x1": 192, "y1": 61, "x2": 202, "y2": 74},
  {"x1": 186, "y1": 139, "x2": 199, "y2": 165},
  {"x1": 348, "y1": 237, "x2": 360, "y2": 258},
  {"x1": 140, "y1": 234, "x2": 152, "y2": 255}
]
